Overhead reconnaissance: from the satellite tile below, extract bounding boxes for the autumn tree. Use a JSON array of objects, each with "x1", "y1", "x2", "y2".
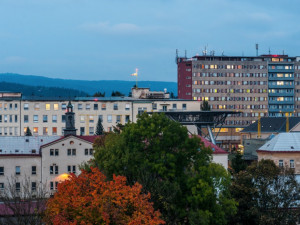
[
  {"x1": 230, "y1": 159, "x2": 300, "y2": 225},
  {"x1": 44, "y1": 167, "x2": 164, "y2": 225},
  {"x1": 94, "y1": 113, "x2": 237, "y2": 224}
]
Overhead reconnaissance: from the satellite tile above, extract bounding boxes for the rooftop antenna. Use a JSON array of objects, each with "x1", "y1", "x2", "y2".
[
  {"x1": 175, "y1": 49, "x2": 178, "y2": 63},
  {"x1": 268, "y1": 48, "x2": 271, "y2": 55},
  {"x1": 221, "y1": 51, "x2": 224, "y2": 56},
  {"x1": 202, "y1": 45, "x2": 207, "y2": 56},
  {"x1": 210, "y1": 50, "x2": 215, "y2": 56},
  {"x1": 185, "y1": 50, "x2": 187, "y2": 58},
  {"x1": 255, "y1": 43, "x2": 259, "y2": 56}
]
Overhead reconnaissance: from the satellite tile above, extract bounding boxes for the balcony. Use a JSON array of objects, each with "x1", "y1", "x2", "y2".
[
  {"x1": 268, "y1": 84, "x2": 294, "y2": 89},
  {"x1": 268, "y1": 100, "x2": 294, "y2": 104},
  {"x1": 268, "y1": 77, "x2": 294, "y2": 81},
  {"x1": 268, "y1": 92, "x2": 294, "y2": 97},
  {"x1": 268, "y1": 108, "x2": 294, "y2": 113}
]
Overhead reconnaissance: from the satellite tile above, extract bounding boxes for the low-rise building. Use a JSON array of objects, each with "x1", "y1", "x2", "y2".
[{"x1": 257, "y1": 133, "x2": 300, "y2": 174}]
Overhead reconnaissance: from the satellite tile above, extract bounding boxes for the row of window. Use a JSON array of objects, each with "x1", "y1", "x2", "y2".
[
  {"x1": 49, "y1": 165, "x2": 79, "y2": 175},
  {"x1": 0, "y1": 166, "x2": 36, "y2": 176},
  {"x1": 0, "y1": 182, "x2": 37, "y2": 192},
  {"x1": 269, "y1": 73, "x2": 293, "y2": 78},
  {"x1": 269, "y1": 65, "x2": 293, "y2": 70},
  {"x1": 0, "y1": 127, "x2": 18, "y2": 135},
  {"x1": 192, "y1": 72, "x2": 267, "y2": 77},
  {"x1": 0, "y1": 103, "x2": 18, "y2": 111},
  {"x1": 50, "y1": 148, "x2": 93, "y2": 156},
  {"x1": 195, "y1": 96, "x2": 267, "y2": 102},
  {"x1": 193, "y1": 64, "x2": 266, "y2": 70},
  {"x1": 23, "y1": 103, "x2": 131, "y2": 111},
  {"x1": 0, "y1": 115, "x2": 18, "y2": 123},
  {"x1": 269, "y1": 81, "x2": 294, "y2": 86},
  {"x1": 193, "y1": 89, "x2": 268, "y2": 94},
  {"x1": 193, "y1": 80, "x2": 267, "y2": 86},
  {"x1": 279, "y1": 159, "x2": 295, "y2": 168}
]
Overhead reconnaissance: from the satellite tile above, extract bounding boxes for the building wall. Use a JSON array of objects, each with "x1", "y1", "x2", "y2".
[
  {"x1": 41, "y1": 136, "x2": 93, "y2": 193},
  {"x1": 0, "y1": 156, "x2": 41, "y2": 193},
  {"x1": 212, "y1": 154, "x2": 228, "y2": 169},
  {"x1": 177, "y1": 58, "x2": 193, "y2": 99},
  {"x1": 257, "y1": 151, "x2": 300, "y2": 174},
  {"x1": 0, "y1": 98, "x2": 199, "y2": 136}
]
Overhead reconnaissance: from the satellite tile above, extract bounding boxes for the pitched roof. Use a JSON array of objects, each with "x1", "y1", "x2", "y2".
[
  {"x1": 40, "y1": 135, "x2": 101, "y2": 149},
  {"x1": 258, "y1": 133, "x2": 300, "y2": 152},
  {"x1": 194, "y1": 135, "x2": 228, "y2": 154},
  {"x1": 0, "y1": 136, "x2": 60, "y2": 155},
  {"x1": 241, "y1": 117, "x2": 300, "y2": 133}
]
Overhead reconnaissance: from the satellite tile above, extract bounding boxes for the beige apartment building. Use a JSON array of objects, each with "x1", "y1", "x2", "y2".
[{"x1": 0, "y1": 90, "x2": 201, "y2": 137}]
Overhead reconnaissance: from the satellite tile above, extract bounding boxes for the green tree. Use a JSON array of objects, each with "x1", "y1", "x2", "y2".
[
  {"x1": 201, "y1": 100, "x2": 211, "y2": 111},
  {"x1": 94, "y1": 113, "x2": 236, "y2": 224},
  {"x1": 111, "y1": 91, "x2": 125, "y2": 97},
  {"x1": 231, "y1": 151, "x2": 247, "y2": 174},
  {"x1": 230, "y1": 159, "x2": 300, "y2": 225},
  {"x1": 93, "y1": 91, "x2": 105, "y2": 97},
  {"x1": 95, "y1": 117, "x2": 104, "y2": 135},
  {"x1": 25, "y1": 127, "x2": 32, "y2": 136}
]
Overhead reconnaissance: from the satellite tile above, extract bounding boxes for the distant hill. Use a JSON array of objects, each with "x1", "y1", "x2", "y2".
[
  {"x1": 0, "y1": 82, "x2": 89, "y2": 97},
  {"x1": 0, "y1": 73, "x2": 177, "y2": 97}
]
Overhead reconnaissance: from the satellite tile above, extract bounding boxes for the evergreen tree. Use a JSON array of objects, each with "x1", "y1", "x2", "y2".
[
  {"x1": 25, "y1": 127, "x2": 32, "y2": 136},
  {"x1": 201, "y1": 100, "x2": 211, "y2": 111},
  {"x1": 231, "y1": 151, "x2": 247, "y2": 174},
  {"x1": 95, "y1": 118, "x2": 104, "y2": 135}
]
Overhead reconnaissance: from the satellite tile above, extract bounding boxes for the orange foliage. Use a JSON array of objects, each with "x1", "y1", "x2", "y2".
[{"x1": 44, "y1": 167, "x2": 164, "y2": 225}]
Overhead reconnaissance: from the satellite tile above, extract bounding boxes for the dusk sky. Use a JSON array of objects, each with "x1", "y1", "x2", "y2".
[{"x1": 0, "y1": 0, "x2": 299, "y2": 82}]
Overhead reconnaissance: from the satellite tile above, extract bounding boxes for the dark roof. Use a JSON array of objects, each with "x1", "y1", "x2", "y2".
[
  {"x1": 193, "y1": 135, "x2": 228, "y2": 154},
  {"x1": 241, "y1": 117, "x2": 300, "y2": 133}
]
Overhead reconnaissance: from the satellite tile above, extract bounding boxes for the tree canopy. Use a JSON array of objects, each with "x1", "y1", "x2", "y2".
[
  {"x1": 94, "y1": 113, "x2": 236, "y2": 224},
  {"x1": 200, "y1": 100, "x2": 211, "y2": 111},
  {"x1": 44, "y1": 167, "x2": 164, "y2": 225},
  {"x1": 230, "y1": 159, "x2": 300, "y2": 225}
]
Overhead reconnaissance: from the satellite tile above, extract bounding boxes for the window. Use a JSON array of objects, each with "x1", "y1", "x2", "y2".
[
  {"x1": 162, "y1": 106, "x2": 167, "y2": 111},
  {"x1": 50, "y1": 165, "x2": 58, "y2": 175},
  {"x1": 24, "y1": 115, "x2": 29, "y2": 123},
  {"x1": 125, "y1": 104, "x2": 130, "y2": 110},
  {"x1": 53, "y1": 104, "x2": 59, "y2": 110},
  {"x1": 0, "y1": 167, "x2": 4, "y2": 175},
  {"x1": 62, "y1": 115, "x2": 66, "y2": 123},
  {"x1": 0, "y1": 183, "x2": 4, "y2": 191},
  {"x1": 101, "y1": 104, "x2": 106, "y2": 110},
  {"x1": 94, "y1": 104, "x2": 98, "y2": 110},
  {"x1": 182, "y1": 104, "x2": 187, "y2": 110},
  {"x1": 80, "y1": 116, "x2": 85, "y2": 123},
  {"x1": 32, "y1": 166, "x2": 36, "y2": 175},
  {"x1": 68, "y1": 165, "x2": 76, "y2": 174},
  {"x1": 55, "y1": 149, "x2": 59, "y2": 156},
  {"x1": 50, "y1": 181, "x2": 59, "y2": 190},
  {"x1": 4, "y1": 115, "x2": 7, "y2": 122},
  {"x1": 15, "y1": 115, "x2": 18, "y2": 123},
  {"x1": 89, "y1": 116, "x2": 94, "y2": 123},
  {"x1": 86, "y1": 104, "x2": 91, "y2": 110},
  {"x1": 80, "y1": 127, "x2": 85, "y2": 135},
  {"x1": 33, "y1": 127, "x2": 38, "y2": 134},
  {"x1": 279, "y1": 160, "x2": 283, "y2": 167},
  {"x1": 45, "y1": 104, "x2": 50, "y2": 110},
  {"x1": 16, "y1": 182, "x2": 20, "y2": 192},
  {"x1": 14, "y1": 103, "x2": 17, "y2": 110},
  {"x1": 107, "y1": 115, "x2": 112, "y2": 123},
  {"x1": 85, "y1": 148, "x2": 89, "y2": 155},
  {"x1": 24, "y1": 103, "x2": 29, "y2": 110},
  {"x1": 43, "y1": 127, "x2": 48, "y2": 135},
  {"x1": 172, "y1": 104, "x2": 177, "y2": 109},
  {"x1": 116, "y1": 115, "x2": 121, "y2": 123},
  {"x1": 16, "y1": 166, "x2": 20, "y2": 175},
  {"x1": 50, "y1": 149, "x2": 54, "y2": 156},
  {"x1": 113, "y1": 103, "x2": 118, "y2": 110},
  {"x1": 0, "y1": 115, "x2": 2, "y2": 122},
  {"x1": 89, "y1": 127, "x2": 94, "y2": 135},
  {"x1": 89, "y1": 149, "x2": 93, "y2": 155},
  {"x1": 43, "y1": 115, "x2": 48, "y2": 123},
  {"x1": 78, "y1": 104, "x2": 83, "y2": 110},
  {"x1": 32, "y1": 182, "x2": 36, "y2": 191},
  {"x1": 52, "y1": 115, "x2": 57, "y2": 123},
  {"x1": 31, "y1": 149, "x2": 36, "y2": 154},
  {"x1": 34, "y1": 103, "x2": 40, "y2": 111},
  {"x1": 33, "y1": 115, "x2": 38, "y2": 123},
  {"x1": 290, "y1": 160, "x2": 295, "y2": 168},
  {"x1": 68, "y1": 149, "x2": 76, "y2": 156},
  {"x1": 125, "y1": 115, "x2": 130, "y2": 123},
  {"x1": 61, "y1": 103, "x2": 67, "y2": 110}
]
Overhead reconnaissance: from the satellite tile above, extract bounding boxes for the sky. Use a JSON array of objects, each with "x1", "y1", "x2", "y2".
[{"x1": 0, "y1": 0, "x2": 299, "y2": 82}]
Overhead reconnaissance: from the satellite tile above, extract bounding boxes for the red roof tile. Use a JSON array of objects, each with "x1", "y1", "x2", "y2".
[{"x1": 191, "y1": 135, "x2": 228, "y2": 154}]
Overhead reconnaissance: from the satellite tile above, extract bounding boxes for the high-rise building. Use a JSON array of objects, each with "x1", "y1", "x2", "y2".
[{"x1": 177, "y1": 54, "x2": 300, "y2": 127}]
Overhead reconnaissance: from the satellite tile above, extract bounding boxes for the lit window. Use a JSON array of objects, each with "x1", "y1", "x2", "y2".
[
  {"x1": 33, "y1": 127, "x2": 38, "y2": 134},
  {"x1": 54, "y1": 104, "x2": 59, "y2": 110},
  {"x1": 43, "y1": 127, "x2": 48, "y2": 135},
  {"x1": 80, "y1": 116, "x2": 85, "y2": 123},
  {"x1": 45, "y1": 104, "x2": 50, "y2": 110},
  {"x1": 34, "y1": 104, "x2": 40, "y2": 111},
  {"x1": 52, "y1": 127, "x2": 57, "y2": 135},
  {"x1": 101, "y1": 104, "x2": 106, "y2": 110}
]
